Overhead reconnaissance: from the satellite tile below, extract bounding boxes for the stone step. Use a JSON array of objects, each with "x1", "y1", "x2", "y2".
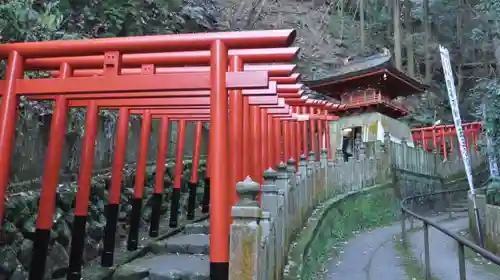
[
  {"x1": 113, "y1": 253, "x2": 209, "y2": 280},
  {"x1": 451, "y1": 202, "x2": 468, "y2": 209},
  {"x1": 151, "y1": 234, "x2": 210, "y2": 255},
  {"x1": 185, "y1": 221, "x2": 210, "y2": 235},
  {"x1": 446, "y1": 207, "x2": 468, "y2": 213}
]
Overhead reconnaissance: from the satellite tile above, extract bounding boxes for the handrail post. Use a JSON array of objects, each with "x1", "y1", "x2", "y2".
[
  {"x1": 401, "y1": 209, "x2": 406, "y2": 245},
  {"x1": 424, "y1": 222, "x2": 431, "y2": 280},
  {"x1": 457, "y1": 241, "x2": 466, "y2": 280}
]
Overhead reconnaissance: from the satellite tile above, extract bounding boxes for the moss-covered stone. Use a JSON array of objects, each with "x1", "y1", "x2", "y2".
[{"x1": 0, "y1": 159, "x2": 207, "y2": 280}]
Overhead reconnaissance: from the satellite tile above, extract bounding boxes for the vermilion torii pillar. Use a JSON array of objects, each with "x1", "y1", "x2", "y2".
[
  {"x1": 27, "y1": 88, "x2": 290, "y2": 277},
  {"x1": 284, "y1": 98, "x2": 341, "y2": 160},
  {"x1": 0, "y1": 29, "x2": 297, "y2": 280}
]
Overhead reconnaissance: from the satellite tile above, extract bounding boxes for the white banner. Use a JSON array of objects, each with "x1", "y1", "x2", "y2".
[{"x1": 439, "y1": 45, "x2": 476, "y2": 194}]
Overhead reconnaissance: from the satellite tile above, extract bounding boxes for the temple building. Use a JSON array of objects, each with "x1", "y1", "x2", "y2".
[{"x1": 305, "y1": 52, "x2": 426, "y2": 160}]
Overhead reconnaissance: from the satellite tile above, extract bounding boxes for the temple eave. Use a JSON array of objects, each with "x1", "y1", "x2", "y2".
[{"x1": 332, "y1": 102, "x2": 408, "y2": 119}]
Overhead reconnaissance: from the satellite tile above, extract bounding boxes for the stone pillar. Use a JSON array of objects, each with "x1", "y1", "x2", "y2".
[
  {"x1": 307, "y1": 151, "x2": 316, "y2": 208},
  {"x1": 261, "y1": 168, "x2": 284, "y2": 280},
  {"x1": 275, "y1": 162, "x2": 289, "y2": 200},
  {"x1": 299, "y1": 154, "x2": 307, "y2": 181},
  {"x1": 262, "y1": 168, "x2": 280, "y2": 218},
  {"x1": 383, "y1": 131, "x2": 391, "y2": 167},
  {"x1": 298, "y1": 154, "x2": 308, "y2": 218},
  {"x1": 354, "y1": 133, "x2": 361, "y2": 160},
  {"x1": 320, "y1": 148, "x2": 328, "y2": 200},
  {"x1": 358, "y1": 141, "x2": 366, "y2": 161},
  {"x1": 383, "y1": 131, "x2": 391, "y2": 150},
  {"x1": 335, "y1": 148, "x2": 344, "y2": 163},
  {"x1": 401, "y1": 137, "x2": 407, "y2": 146},
  {"x1": 229, "y1": 177, "x2": 262, "y2": 280},
  {"x1": 260, "y1": 211, "x2": 271, "y2": 239},
  {"x1": 327, "y1": 159, "x2": 335, "y2": 197},
  {"x1": 275, "y1": 162, "x2": 289, "y2": 248},
  {"x1": 286, "y1": 158, "x2": 297, "y2": 228},
  {"x1": 320, "y1": 148, "x2": 328, "y2": 168}
]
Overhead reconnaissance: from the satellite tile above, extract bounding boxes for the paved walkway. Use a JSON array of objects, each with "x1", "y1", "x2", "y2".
[
  {"x1": 325, "y1": 223, "x2": 407, "y2": 280},
  {"x1": 325, "y1": 213, "x2": 500, "y2": 280},
  {"x1": 408, "y1": 214, "x2": 500, "y2": 280}
]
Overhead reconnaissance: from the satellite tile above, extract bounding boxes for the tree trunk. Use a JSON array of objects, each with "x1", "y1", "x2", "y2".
[
  {"x1": 393, "y1": 0, "x2": 402, "y2": 70},
  {"x1": 386, "y1": 0, "x2": 392, "y2": 41},
  {"x1": 360, "y1": 0, "x2": 365, "y2": 53},
  {"x1": 494, "y1": 37, "x2": 500, "y2": 79},
  {"x1": 404, "y1": 0, "x2": 415, "y2": 77},
  {"x1": 456, "y1": 0, "x2": 464, "y2": 101},
  {"x1": 423, "y1": 0, "x2": 431, "y2": 83}
]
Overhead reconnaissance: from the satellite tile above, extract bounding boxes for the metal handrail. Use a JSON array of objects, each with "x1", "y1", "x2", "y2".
[{"x1": 400, "y1": 178, "x2": 500, "y2": 279}]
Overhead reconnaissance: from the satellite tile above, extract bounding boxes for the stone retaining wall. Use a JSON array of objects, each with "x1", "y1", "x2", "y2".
[
  {"x1": 469, "y1": 189, "x2": 500, "y2": 254},
  {"x1": 0, "y1": 158, "x2": 207, "y2": 279},
  {"x1": 227, "y1": 133, "x2": 486, "y2": 280}
]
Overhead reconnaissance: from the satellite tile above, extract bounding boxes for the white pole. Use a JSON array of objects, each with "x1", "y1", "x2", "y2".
[{"x1": 439, "y1": 45, "x2": 484, "y2": 247}]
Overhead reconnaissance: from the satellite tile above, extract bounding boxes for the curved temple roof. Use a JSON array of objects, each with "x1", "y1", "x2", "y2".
[{"x1": 304, "y1": 52, "x2": 427, "y2": 100}]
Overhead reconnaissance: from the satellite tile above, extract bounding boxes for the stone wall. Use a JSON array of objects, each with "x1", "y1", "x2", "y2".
[
  {"x1": 469, "y1": 188, "x2": 500, "y2": 254},
  {"x1": 0, "y1": 157, "x2": 208, "y2": 279},
  {"x1": 227, "y1": 132, "x2": 487, "y2": 280}
]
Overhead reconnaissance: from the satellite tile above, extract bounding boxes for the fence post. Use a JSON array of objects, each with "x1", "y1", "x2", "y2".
[
  {"x1": 299, "y1": 154, "x2": 307, "y2": 181},
  {"x1": 320, "y1": 148, "x2": 328, "y2": 201},
  {"x1": 423, "y1": 222, "x2": 431, "y2": 280},
  {"x1": 229, "y1": 177, "x2": 262, "y2": 280},
  {"x1": 258, "y1": 211, "x2": 272, "y2": 280},
  {"x1": 261, "y1": 168, "x2": 283, "y2": 280},
  {"x1": 276, "y1": 162, "x2": 289, "y2": 250},
  {"x1": 261, "y1": 168, "x2": 279, "y2": 274},
  {"x1": 327, "y1": 158, "x2": 335, "y2": 197},
  {"x1": 335, "y1": 148, "x2": 344, "y2": 163},
  {"x1": 286, "y1": 158, "x2": 298, "y2": 230},
  {"x1": 298, "y1": 154, "x2": 308, "y2": 219},
  {"x1": 308, "y1": 151, "x2": 316, "y2": 206}
]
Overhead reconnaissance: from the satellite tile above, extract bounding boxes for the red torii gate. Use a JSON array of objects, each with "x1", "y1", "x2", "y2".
[
  {"x1": 0, "y1": 30, "x2": 297, "y2": 280},
  {"x1": 0, "y1": 30, "x2": 342, "y2": 280},
  {"x1": 25, "y1": 78, "x2": 296, "y2": 278},
  {"x1": 411, "y1": 121, "x2": 482, "y2": 159}
]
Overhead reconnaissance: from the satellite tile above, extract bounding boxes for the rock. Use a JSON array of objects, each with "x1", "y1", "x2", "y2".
[
  {"x1": 9, "y1": 265, "x2": 28, "y2": 280},
  {"x1": 17, "y1": 239, "x2": 33, "y2": 268},
  {"x1": 87, "y1": 219, "x2": 106, "y2": 241},
  {"x1": 47, "y1": 242, "x2": 69, "y2": 274},
  {"x1": 0, "y1": 223, "x2": 22, "y2": 245},
  {"x1": 162, "y1": 234, "x2": 210, "y2": 255},
  {"x1": 5, "y1": 191, "x2": 38, "y2": 226},
  {"x1": 83, "y1": 238, "x2": 101, "y2": 263},
  {"x1": 0, "y1": 162, "x2": 205, "y2": 278},
  {"x1": 22, "y1": 215, "x2": 36, "y2": 239},
  {"x1": 55, "y1": 183, "x2": 78, "y2": 212},
  {"x1": 0, "y1": 246, "x2": 20, "y2": 276},
  {"x1": 64, "y1": 212, "x2": 74, "y2": 226},
  {"x1": 54, "y1": 219, "x2": 72, "y2": 248},
  {"x1": 113, "y1": 254, "x2": 209, "y2": 280},
  {"x1": 184, "y1": 222, "x2": 209, "y2": 235}
]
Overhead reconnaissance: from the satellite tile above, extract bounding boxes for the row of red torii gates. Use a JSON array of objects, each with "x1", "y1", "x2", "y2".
[
  {"x1": 411, "y1": 121, "x2": 482, "y2": 160},
  {"x1": 0, "y1": 29, "x2": 344, "y2": 280}
]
